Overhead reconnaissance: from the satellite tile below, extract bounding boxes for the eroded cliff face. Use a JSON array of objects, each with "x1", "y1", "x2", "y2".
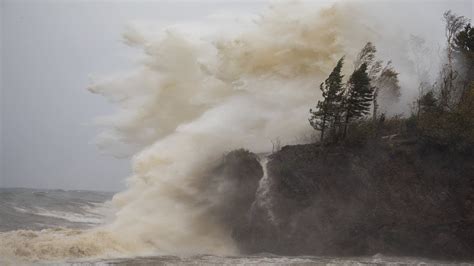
[
  {"x1": 220, "y1": 141, "x2": 474, "y2": 259},
  {"x1": 203, "y1": 149, "x2": 264, "y2": 232}
]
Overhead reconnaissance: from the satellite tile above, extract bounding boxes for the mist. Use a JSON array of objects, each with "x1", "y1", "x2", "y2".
[
  {"x1": 0, "y1": 0, "x2": 473, "y2": 263},
  {"x1": 0, "y1": 0, "x2": 268, "y2": 191},
  {"x1": 1, "y1": 0, "x2": 470, "y2": 190}
]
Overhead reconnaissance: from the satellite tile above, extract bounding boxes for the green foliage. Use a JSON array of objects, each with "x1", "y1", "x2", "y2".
[
  {"x1": 309, "y1": 42, "x2": 403, "y2": 143},
  {"x1": 410, "y1": 13, "x2": 473, "y2": 153},
  {"x1": 306, "y1": 10, "x2": 473, "y2": 154},
  {"x1": 377, "y1": 115, "x2": 405, "y2": 137},
  {"x1": 309, "y1": 57, "x2": 345, "y2": 142},
  {"x1": 343, "y1": 63, "x2": 373, "y2": 126},
  {"x1": 405, "y1": 114, "x2": 418, "y2": 136},
  {"x1": 419, "y1": 91, "x2": 439, "y2": 113},
  {"x1": 453, "y1": 23, "x2": 474, "y2": 56},
  {"x1": 354, "y1": 42, "x2": 401, "y2": 124},
  {"x1": 342, "y1": 119, "x2": 375, "y2": 147},
  {"x1": 416, "y1": 83, "x2": 474, "y2": 153},
  {"x1": 438, "y1": 11, "x2": 470, "y2": 109},
  {"x1": 453, "y1": 23, "x2": 474, "y2": 96},
  {"x1": 342, "y1": 115, "x2": 408, "y2": 147}
]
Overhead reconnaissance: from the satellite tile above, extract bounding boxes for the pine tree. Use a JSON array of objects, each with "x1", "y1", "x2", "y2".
[
  {"x1": 420, "y1": 91, "x2": 439, "y2": 114},
  {"x1": 453, "y1": 23, "x2": 474, "y2": 95},
  {"x1": 453, "y1": 23, "x2": 473, "y2": 57},
  {"x1": 342, "y1": 63, "x2": 373, "y2": 138},
  {"x1": 354, "y1": 43, "x2": 401, "y2": 122},
  {"x1": 309, "y1": 57, "x2": 345, "y2": 143}
]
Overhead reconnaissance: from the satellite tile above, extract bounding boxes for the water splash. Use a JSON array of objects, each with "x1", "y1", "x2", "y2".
[
  {"x1": 0, "y1": 1, "x2": 416, "y2": 262},
  {"x1": 254, "y1": 157, "x2": 277, "y2": 225}
]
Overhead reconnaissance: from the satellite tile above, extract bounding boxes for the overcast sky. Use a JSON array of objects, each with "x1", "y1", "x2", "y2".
[
  {"x1": 0, "y1": 0, "x2": 268, "y2": 191},
  {"x1": 0, "y1": 0, "x2": 472, "y2": 191}
]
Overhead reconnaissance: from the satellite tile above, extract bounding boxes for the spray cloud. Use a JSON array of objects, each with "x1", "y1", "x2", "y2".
[{"x1": 0, "y1": 0, "x2": 453, "y2": 261}]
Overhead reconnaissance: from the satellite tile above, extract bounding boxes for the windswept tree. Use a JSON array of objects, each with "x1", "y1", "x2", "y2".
[
  {"x1": 354, "y1": 42, "x2": 400, "y2": 121},
  {"x1": 372, "y1": 61, "x2": 401, "y2": 121},
  {"x1": 439, "y1": 10, "x2": 469, "y2": 108},
  {"x1": 444, "y1": 10, "x2": 469, "y2": 65},
  {"x1": 409, "y1": 35, "x2": 433, "y2": 118},
  {"x1": 453, "y1": 23, "x2": 474, "y2": 94},
  {"x1": 453, "y1": 23, "x2": 474, "y2": 58},
  {"x1": 309, "y1": 57, "x2": 345, "y2": 143},
  {"x1": 354, "y1": 42, "x2": 378, "y2": 70},
  {"x1": 342, "y1": 63, "x2": 373, "y2": 138}
]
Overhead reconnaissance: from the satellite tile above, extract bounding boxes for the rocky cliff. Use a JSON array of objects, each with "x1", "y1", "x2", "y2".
[{"x1": 217, "y1": 139, "x2": 474, "y2": 260}]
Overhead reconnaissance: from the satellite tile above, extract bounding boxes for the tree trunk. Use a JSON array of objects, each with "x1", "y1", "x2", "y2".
[
  {"x1": 373, "y1": 88, "x2": 379, "y2": 124},
  {"x1": 320, "y1": 114, "x2": 327, "y2": 144},
  {"x1": 343, "y1": 113, "x2": 350, "y2": 139}
]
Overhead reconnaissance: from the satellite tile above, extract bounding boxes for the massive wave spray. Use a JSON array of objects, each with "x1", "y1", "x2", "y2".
[{"x1": 0, "y1": 1, "x2": 421, "y2": 261}]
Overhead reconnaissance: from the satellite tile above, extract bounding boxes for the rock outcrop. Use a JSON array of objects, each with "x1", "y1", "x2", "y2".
[
  {"x1": 229, "y1": 140, "x2": 474, "y2": 260},
  {"x1": 203, "y1": 149, "x2": 264, "y2": 230}
]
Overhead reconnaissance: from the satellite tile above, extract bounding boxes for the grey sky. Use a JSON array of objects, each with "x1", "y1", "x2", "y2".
[
  {"x1": 0, "y1": 0, "x2": 268, "y2": 191},
  {"x1": 0, "y1": 0, "x2": 472, "y2": 191}
]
